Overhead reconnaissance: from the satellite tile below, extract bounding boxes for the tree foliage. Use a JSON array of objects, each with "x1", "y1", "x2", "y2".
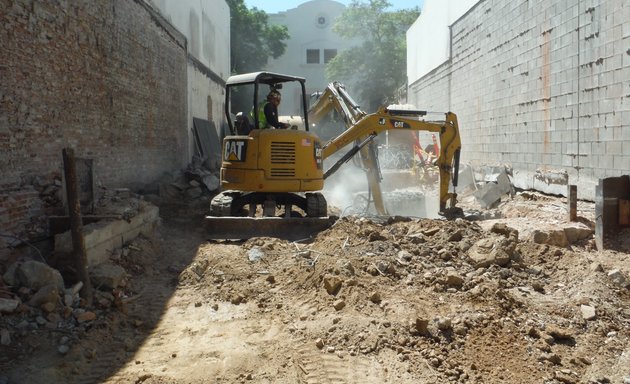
[
  {"x1": 327, "y1": 0, "x2": 420, "y2": 110},
  {"x1": 226, "y1": 0, "x2": 289, "y2": 74}
]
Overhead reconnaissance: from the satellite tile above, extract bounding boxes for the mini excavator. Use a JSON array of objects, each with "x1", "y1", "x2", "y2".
[{"x1": 206, "y1": 72, "x2": 462, "y2": 239}]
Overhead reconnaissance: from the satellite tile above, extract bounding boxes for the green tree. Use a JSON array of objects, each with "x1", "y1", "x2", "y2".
[
  {"x1": 226, "y1": 0, "x2": 289, "y2": 74},
  {"x1": 326, "y1": 0, "x2": 420, "y2": 110}
]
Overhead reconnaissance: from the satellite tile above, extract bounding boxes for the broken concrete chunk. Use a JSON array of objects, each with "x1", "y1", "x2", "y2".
[
  {"x1": 531, "y1": 229, "x2": 568, "y2": 247},
  {"x1": 28, "y1": 284, "x2": 59, "y2": 307},
  {"x1": 16, "y1": 261, "x2": 65, "y2": 291},
  {"x1": 202, "y1": 174, "x2": 220, "y2": 192},
  {"x1": 607, "y1": 269, "x2": 629, "y2": 289},
  {"x1": 580, "y1": 305, "x2": 596, "y2": 321},
  {"x1": 0, "y1": 298, "x2": 20, "y2": 313},
  {"x1": 563, "y1": 225, "x2": 593, "y2": 244}
]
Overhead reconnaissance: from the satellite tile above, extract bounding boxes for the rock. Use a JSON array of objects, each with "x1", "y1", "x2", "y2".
[
  {"x1": 448, "y1": 230, "x2": 463, "y2": 242},
  {"x1": 0, "y1": 298, "x2": 20, "y2": 313},
  {"x1": 607, "y1": 269, "x2": 629, "y2": 288},
  {"x1": 368, "y1": 291, "x2": 381, "y2": 304},
  {"x1": 28, "y1": 284, "x2": 59, "y2": 307},
  {"x1": 202, "y1": 174, "x2": 220, "y2": 192},
  {"x1": 554, "y1": 370, "x2": 577, "y2": 384},
  {"x1": 0, "y1": 329, "x2": 10, "y2": 346},
  {"x1": 247, "y1": 248, "x2": 264, "y2": 263},
  {"x1": 445, "y1": 272, "x2": 464, "y2": 288},
  {"x1": 2, "y1": 263, "x2": 19, "y2": 286},
  {"x1": 546, "y1": 325, "x2": 574, "y2": 342},
  {"x1": 436, "y1": 317, "x2": 452, "y2": 331},
  {"x1": 376, "y1": 261, "x2": 395, "y2": 275},
  {"x1": 90, "y1": 263, "x2": 127, "y2": 290},
  {"x1": 332, "y1": 299, "x2": 346, "y2": 311},
  {"x1": 397, "y1": 250, "x2": 413, "y2": 262},
  {"x1": 16, "y1": 261, "x2": 65, "y2": 291},
  {"x1": 335, "y1": 260, "x2": 355, "y2": 276},
  {"x1": 539, "y1": 352, "x2": 562, "y2": 364},
  {"x1": 490, "y1": 223, "x2": 518, "y2": 239},
  {"x1": 315, "y1": 338, "x2": 324, "y2": 349},
  {"x1": 563, "y1": 225, "x2": 593, "y2": 244},
  {"x1": 323, "y1": 275, "x2": 342, "y2": 295},
  {"x1": 467, "y1": 236, "x2": 514, "y2": 268},
  {"x1": 186, "y1": 187, "x2": 203, "y2": 199},
  {"x1": 580, "y1": 305, "x2": 596, "y2": 321},
  {"x1": 41, "y1": 302, "x2": 57, "y2": 313},
  {"x1": 411, "y1": 318, "x2": 429, "y2": 335},
  {"x1": 531, "y1": 229, "x2": 568, "y2": 247},
  {"x1": 75, "y1": 311, "x2": 97, "y2": 323},
  {"x1": 58, "y1": 345, "x2": 70, "y2": 355}
]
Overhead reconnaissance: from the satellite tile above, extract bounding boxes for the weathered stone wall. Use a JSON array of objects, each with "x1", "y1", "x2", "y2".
[
  {"x1": 0, "y1": 0, "x2": 188, "y2": 248},
  {"x1": 408, "y1": 0, "x2": 629, "y2": 199}
]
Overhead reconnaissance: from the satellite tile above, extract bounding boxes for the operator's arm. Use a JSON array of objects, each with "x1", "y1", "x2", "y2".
[{"x1": 264, "y1": 103, "x2": 288, "y2": 129}]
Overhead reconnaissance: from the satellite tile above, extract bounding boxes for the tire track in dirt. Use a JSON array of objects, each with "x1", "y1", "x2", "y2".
[
  {"x1": 74, "y1": 275, "x2": 170, "y2": 384},
  {"x1": 293, "y1": 342, "x2": 383, "y2": 384}
]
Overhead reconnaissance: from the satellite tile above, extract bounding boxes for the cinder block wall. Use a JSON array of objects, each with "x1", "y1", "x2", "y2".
[
  {"x1": 0, "y1": 1, "x2": 188, "y2": 247},
  {"x1": 408, "y1": 0, "x2": 629, "y2": 200}
]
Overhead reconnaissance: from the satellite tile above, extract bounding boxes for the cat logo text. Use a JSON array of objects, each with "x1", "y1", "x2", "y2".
[{"x1": 224, "y1": 140, "x2": 247, "y2": 162}]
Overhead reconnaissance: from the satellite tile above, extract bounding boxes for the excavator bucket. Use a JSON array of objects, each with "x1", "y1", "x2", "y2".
[{"x1": 205, "y1": 216, "x2": 338, "y2": 241}]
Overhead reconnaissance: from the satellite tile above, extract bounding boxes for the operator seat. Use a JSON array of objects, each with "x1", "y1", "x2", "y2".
[{"x1": 234, "y1": 112, "x2": 253, "y2": 135}]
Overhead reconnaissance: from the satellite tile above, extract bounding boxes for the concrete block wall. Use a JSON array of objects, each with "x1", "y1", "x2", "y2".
[
  {"x1": 0, "y1": 0, "x2": 188, "y2": 246},
  {"x1": 408, "y1": 0, "x2": 629, "y2": 200}
]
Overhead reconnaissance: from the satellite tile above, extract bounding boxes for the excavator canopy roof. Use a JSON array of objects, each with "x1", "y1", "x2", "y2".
[{"x1": 226, "y1": 71, "x2": 306, "y2": 86}]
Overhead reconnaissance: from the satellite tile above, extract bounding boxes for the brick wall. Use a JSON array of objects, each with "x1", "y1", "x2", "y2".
[
  {"x1": 408, "y1": 0, "x2": 630, "y2": 199},
  {"x1": 0, "y1": 0, "x2": 188, "y2": 248}
]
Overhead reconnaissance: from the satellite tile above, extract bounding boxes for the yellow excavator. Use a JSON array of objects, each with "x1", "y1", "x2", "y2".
[{"x1": 206, "y1": 72, "x2": 462, "y2": 239}]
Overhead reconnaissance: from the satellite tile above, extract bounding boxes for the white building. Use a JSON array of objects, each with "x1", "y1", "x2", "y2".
[
  {"x1": 406, "y1": 0, "x2": 477, "y2": 86},
  {"x1": 147, "y1": 0, "x2": 230, "y2": 159},
  {"x1": 265, "y1": 0, "x2": 357, "y2": 115}
]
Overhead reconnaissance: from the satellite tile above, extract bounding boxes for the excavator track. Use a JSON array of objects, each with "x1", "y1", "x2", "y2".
[{"x1": 206, "y1": 191, "x2": 336, "y2": 240}]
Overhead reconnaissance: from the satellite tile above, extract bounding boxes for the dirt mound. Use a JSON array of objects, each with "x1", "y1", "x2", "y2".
[{"x1": 1, "y1": 193, "x2": 629, "y2": 384}]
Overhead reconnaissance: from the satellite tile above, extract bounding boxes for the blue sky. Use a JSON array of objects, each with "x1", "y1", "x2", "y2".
[{"x1": 244, "y1": 0, "x2": 424, "y2": 14}]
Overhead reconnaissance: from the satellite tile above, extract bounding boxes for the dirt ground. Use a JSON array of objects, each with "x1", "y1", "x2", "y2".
[{"x1": 2, "y1": 183, "x2": 630, "y2": 384}]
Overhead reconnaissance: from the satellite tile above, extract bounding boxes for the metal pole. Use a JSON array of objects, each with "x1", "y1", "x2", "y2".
[{"x1": 62, "y1": 148, "x2": 93, "y2": 305}]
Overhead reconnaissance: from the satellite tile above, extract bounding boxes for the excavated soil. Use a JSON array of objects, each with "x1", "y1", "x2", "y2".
[{"x1": 2, "y1": 188, "x2": 630, "y2": 384}]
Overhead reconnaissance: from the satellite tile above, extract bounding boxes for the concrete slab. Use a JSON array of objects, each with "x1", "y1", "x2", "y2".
[{"x1": 55, "y1": 204, "x2": 159, "y2": 267}]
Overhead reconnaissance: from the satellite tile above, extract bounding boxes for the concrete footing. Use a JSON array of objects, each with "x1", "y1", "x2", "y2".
[{"x1": 55, "y1": 203, "x2": 160, "y2": 267}]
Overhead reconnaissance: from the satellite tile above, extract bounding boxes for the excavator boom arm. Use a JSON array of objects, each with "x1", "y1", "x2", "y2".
[{"x1": 308, "y1": 82, "x2": 462, "y2": 215}]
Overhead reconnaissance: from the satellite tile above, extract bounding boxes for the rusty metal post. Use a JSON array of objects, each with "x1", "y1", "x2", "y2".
[
  {"x1": 62, "y1": 148, "x2": 93, "y2": 305},
  {"x1": 567, "y1": 185, "x2": 577, "y2": 222}
]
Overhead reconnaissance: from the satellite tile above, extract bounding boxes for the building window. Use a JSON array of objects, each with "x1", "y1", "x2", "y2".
[
  {"x1": 306, "y1": 49, "x2": 320, "y2": 64},
  {"x1": 324, "y1": 49, "x2": 337, "y2": 63}
]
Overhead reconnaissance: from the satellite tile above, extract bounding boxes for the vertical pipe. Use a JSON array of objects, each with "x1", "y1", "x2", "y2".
[{"x1": 62, "y1": 148, "x2": 93, "y2": 305}]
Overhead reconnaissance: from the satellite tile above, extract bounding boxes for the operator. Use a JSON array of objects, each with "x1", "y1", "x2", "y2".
[{"x1": 254, "y1": 90, "x2": 289, "y2": 129}]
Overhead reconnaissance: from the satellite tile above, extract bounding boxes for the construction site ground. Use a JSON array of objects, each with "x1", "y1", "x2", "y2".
[{"x1": 2, "y1": 186, "x2": 630, "y2": 384}]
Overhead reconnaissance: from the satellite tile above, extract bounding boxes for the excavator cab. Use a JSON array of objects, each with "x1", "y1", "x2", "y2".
[{"x1": 213, "y1": 72, "x2": 328, "y2": 221}]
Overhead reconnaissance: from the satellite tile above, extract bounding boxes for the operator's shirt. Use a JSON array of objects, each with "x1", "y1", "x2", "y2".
[{"x1": 263, "y1": 103, "x2": 284, "y2": 129}]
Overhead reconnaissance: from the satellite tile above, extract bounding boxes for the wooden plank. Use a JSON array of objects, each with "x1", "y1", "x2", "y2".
[{"x1": 620, "y1": 199, "x2": 630, "y2": 226}]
